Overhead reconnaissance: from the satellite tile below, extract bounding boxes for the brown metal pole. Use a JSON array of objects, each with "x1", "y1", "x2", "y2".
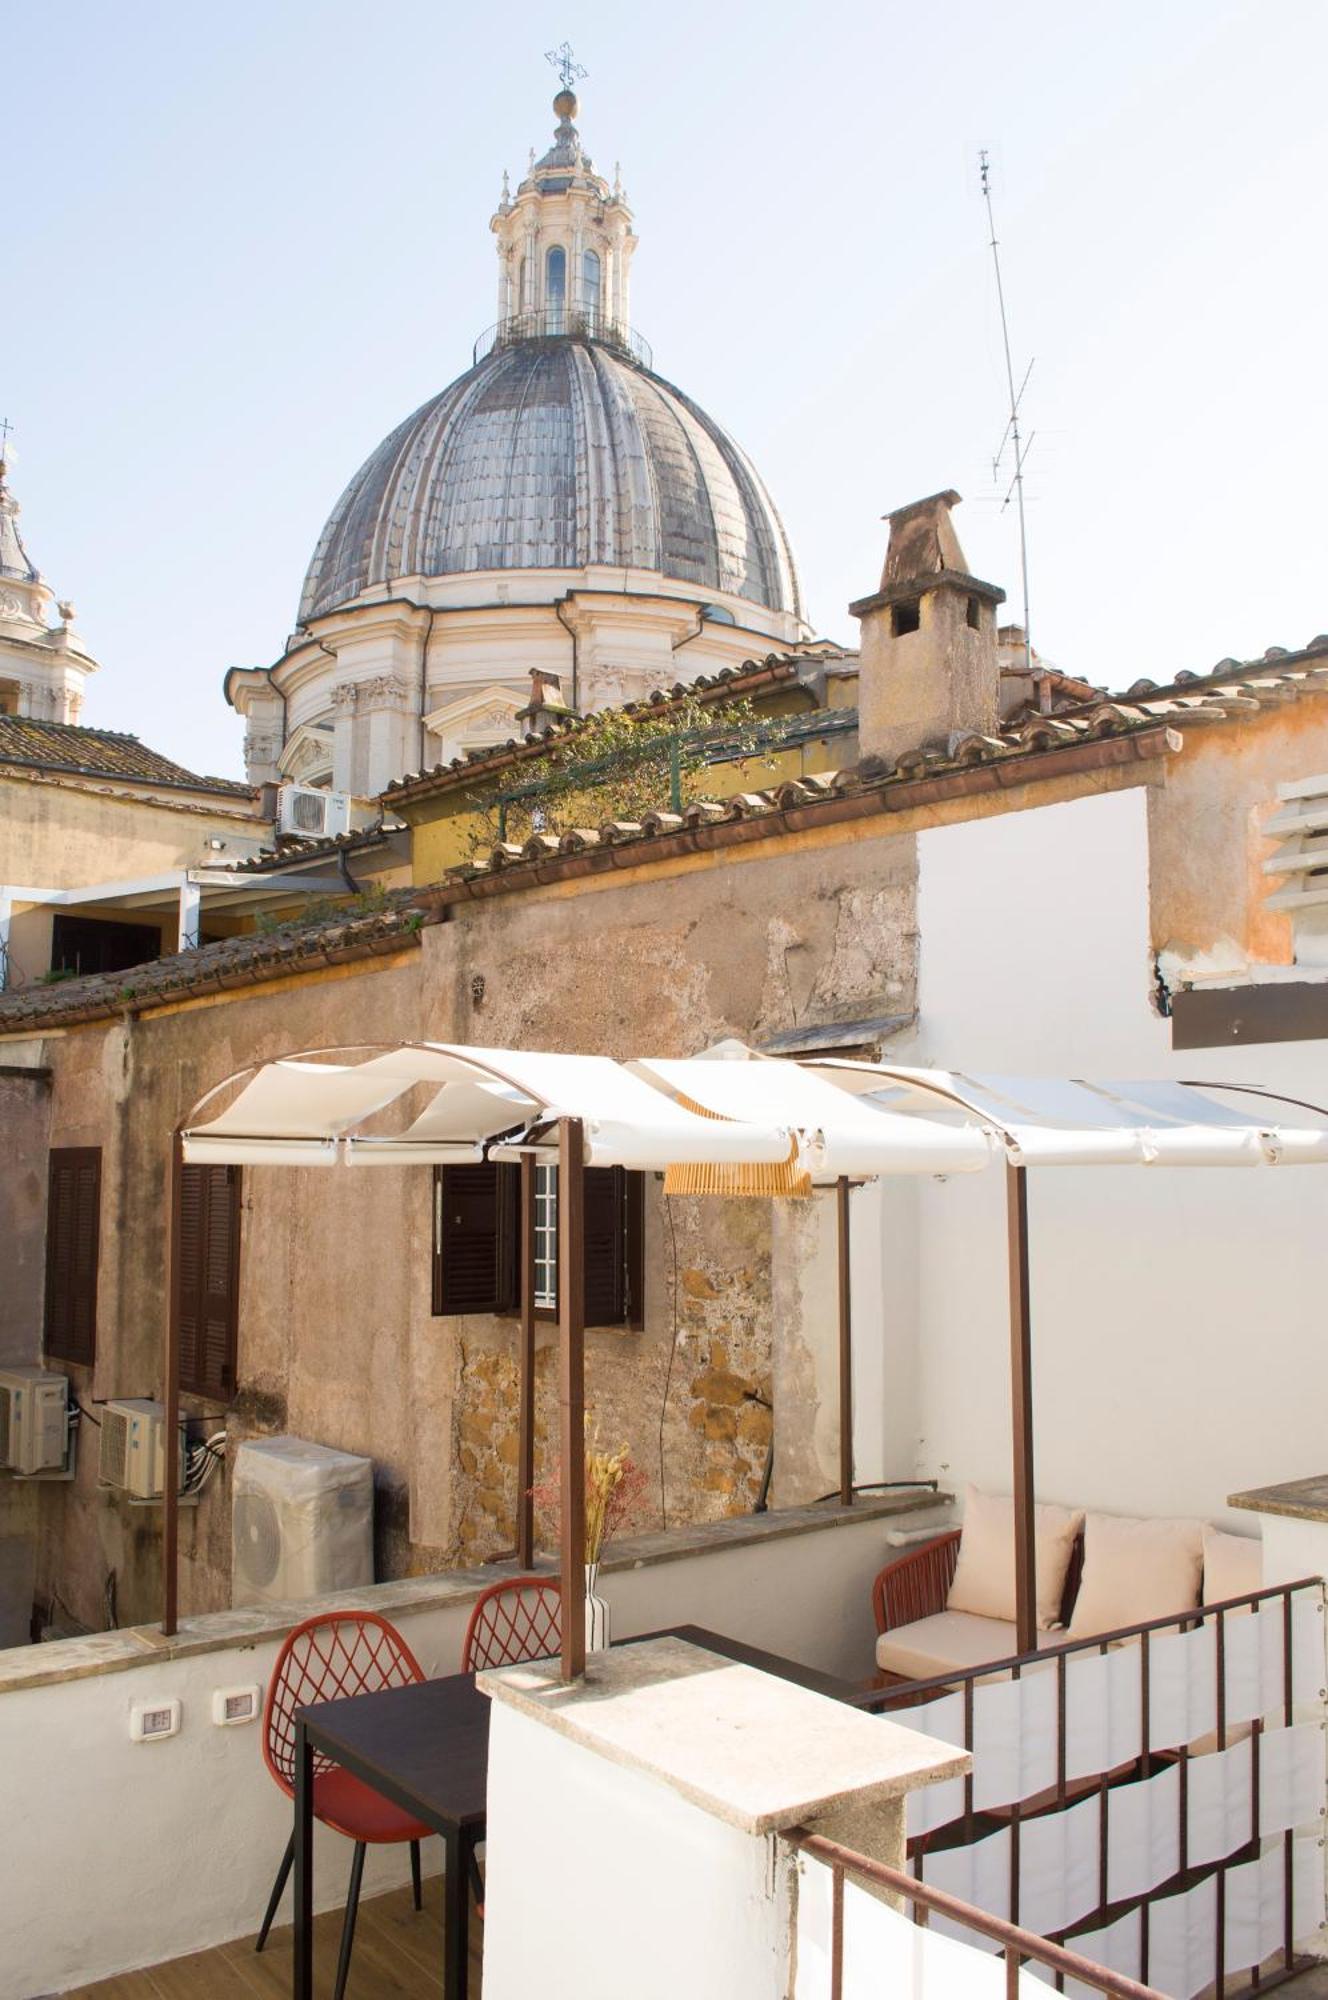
[
  {"x1": 1006, "y1": 1161, "x2": 1037, "y2": 1655},
  {"x1": 837, "y1": 1176, "x2": 854, "y2": 1507},
  {"x1": 162, "y1": 1129, "x2": 184, "y2": 1636},
  {"x1": 557, "y1": 1118, "x2": 586, "y2": 1681},
  {"x1": 517, "y1": 1151, "x2": 536, "y2": 1570}
]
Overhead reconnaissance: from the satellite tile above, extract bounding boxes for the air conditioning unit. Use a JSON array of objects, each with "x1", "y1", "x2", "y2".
[
  {"x1": 99, "y1": 1399, "x2": 187, "y2": 1500},
  {"x1": 0, "y1": 1368, "x2": 68, "y2": 1475},
  {"x1": 232, "y1": 1436, "x2": 374, "y2": 1609},
  {"x1": 277, "y1": 784, "x2": 351, "y2": 840}
]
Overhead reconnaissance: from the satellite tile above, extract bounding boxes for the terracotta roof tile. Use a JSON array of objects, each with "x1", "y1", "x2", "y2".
[{"x1": 0, "y1": 717, "x2": 253, "y2": 797}]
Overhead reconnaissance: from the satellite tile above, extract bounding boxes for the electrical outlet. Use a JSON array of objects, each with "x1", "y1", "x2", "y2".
[{"x1": 212, "y1": 1684, "x2": 261, "y2": 1726}]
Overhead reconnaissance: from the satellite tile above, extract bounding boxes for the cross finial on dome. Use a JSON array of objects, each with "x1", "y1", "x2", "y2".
[{"x1": 545, "y1": 41, "x2": 587, "y2": 92}]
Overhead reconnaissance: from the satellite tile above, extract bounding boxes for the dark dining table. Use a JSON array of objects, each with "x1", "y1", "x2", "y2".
[{"x1": 291, "y1": 1623, "x2": 856, "y2": 1999}]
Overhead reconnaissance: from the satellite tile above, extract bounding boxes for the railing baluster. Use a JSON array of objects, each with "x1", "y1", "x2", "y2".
[
  {"x1": 831, "y1": 1861, "x2": 844, "y2": 2000},
  {"x1": 1006, "y1": 1943, "x2": 1021, "y2": 1996},
  {"x1": 1283, "y1": 1588, "x2": 1294, "y2": 1973}
]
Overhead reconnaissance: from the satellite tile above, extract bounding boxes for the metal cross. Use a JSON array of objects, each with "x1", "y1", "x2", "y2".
[
  {"x1": 545, "y1": 42, "x2": 588, "y2": 91},
  {"x1": 0, "y1": 417, "x2": 12, "y2": 459}
]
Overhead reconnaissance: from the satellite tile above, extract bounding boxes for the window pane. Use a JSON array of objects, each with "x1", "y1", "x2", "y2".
[
  {"x1": 534, "y1": 1163, "x2": 558, "y2": 1308},
  {"x1": 546, "y1": 245, "x2": 566, "y2": 330},
  {"x1": 583, "y1": 249, "x2": 601, "y2": 320}
]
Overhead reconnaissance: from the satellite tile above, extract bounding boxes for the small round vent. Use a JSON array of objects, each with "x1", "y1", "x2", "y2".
[{"x1": 233, "y1": 1491, "x2": 283, "y2": 1589}]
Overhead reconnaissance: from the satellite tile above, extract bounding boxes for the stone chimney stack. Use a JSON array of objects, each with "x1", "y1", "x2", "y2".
[{"x1": 849, "y1": 490, "x2": 1005, "y2": 765}]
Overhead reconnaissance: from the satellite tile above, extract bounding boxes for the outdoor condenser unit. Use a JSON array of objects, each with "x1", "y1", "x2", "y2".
[
  {"x1": 231, "y1": 1436, "x2": 374, "y2": 1609},
  {"x1": 99, "y1": 1399, "x2": 187, "y2": 1500},
  {"x1": 0, "y1": 1368, "x2": 69, "y2": 1476},
  {"x1": 276, "y1": 784, "x2": 351, "y2": 840}
]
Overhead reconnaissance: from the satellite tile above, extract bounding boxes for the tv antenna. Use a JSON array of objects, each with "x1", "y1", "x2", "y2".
[{"x1": 979, "y1": 149, "x2": 1034, "y2": 679}]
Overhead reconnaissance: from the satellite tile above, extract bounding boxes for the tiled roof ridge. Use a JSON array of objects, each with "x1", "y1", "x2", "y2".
[
  {"x1": 0, "y1": 762, "x2": 264, "y2": 822},
  {"x1": 0, "y1": 896, "x2": 433, "y2": 1034},
  {"x1": 222, "y1": 824, "x2": 396, "y2": 874},
  {"x1": 1104, "y1": 635, "x2": 1328, "y2": 708},
  {"x1": 381, "y1": 652, "x2": 843, "y2": 804}
]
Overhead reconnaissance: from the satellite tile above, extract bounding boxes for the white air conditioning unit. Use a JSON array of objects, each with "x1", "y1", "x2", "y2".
[
  {"x1": 0, "y1": 1368, "x2": 68, "y2": 1475},
  {"x1": 99, "y1": 1399, "x2": 187, "y2": 1500},
  {"x1": 277, "y1": 784, "x2": 351, "y2": 840},
  {"x1": 232, "y1": 1436, "x2": 374, "y2": 1609}
]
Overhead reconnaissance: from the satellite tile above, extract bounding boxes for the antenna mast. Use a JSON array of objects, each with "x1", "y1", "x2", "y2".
[{"x1": 979, "y1": 150, "x2": 1033, "y2": 679}]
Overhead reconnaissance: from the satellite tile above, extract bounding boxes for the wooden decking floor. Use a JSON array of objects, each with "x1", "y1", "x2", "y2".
[{"x1": 62, "y1": 1875, "x2": 480, "y2": 1999}]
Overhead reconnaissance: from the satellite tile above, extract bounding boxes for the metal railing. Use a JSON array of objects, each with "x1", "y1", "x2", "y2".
[
  {"x1": 472, "y1": 308, "x2": 653, "y2": 370},
  {"x1": 791, "y1": 1829, "x2": 1167, "y2": 1998},
  {"x1": 856, "y1": 1574, "x2": 1326, "y2": 1996}
]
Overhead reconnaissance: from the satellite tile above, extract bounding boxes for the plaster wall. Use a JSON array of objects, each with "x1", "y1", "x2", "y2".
[
  {"x1": 482, "y1": 1702, "x2": 793, "y2": 2000},
  {"x1": 901, "y1": 782, "x2": 1328, "y2": 1528},
  {"x1": 13, "y1": 813, "x2": 919, "y2": 1630},
  {"x1": 0, "y1": 775, "x2": 264, "y2": 895},
  {"x1": 0, "y1": 1067, "x2": 51, "y2": 1642}
]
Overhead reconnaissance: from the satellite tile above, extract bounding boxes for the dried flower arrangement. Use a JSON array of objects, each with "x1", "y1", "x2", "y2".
[{"x1": 532, "y1": 1431, "x2": 651, "y2": 1564}]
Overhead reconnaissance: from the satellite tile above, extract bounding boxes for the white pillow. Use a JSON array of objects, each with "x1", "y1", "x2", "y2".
[
  {"x1": 946, "y1": 1485, "x2": 1084, "y2": 1632},
  {"x1": 1068, "y1": 1513, "x2": 1203, "y2": 1640},
  {"x1": 1202, "y1": 1525, "x2": 1261, "y2": 1606}
]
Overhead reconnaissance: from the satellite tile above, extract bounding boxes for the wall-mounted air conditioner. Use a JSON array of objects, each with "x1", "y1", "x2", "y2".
[
  {"x1": 99, "y1": 1400, "x2": 187, "y2": 1500},
  {"x1": 277, "y1": 785, "x2": 351, "y2": 840},
  {"x1": 0, "y1": 1368, "x2": 69, "y2": 1475},
  {"x1": 232, "y1": 1436, "x2": 374, "y2": 1609}
]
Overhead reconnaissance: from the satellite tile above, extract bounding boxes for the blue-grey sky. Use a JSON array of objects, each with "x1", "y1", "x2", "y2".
[{"x1": 8, "y1": 1, "x2": 1326, "y2": 780}]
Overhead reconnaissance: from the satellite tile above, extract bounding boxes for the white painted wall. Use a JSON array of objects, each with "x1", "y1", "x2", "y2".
[
  {"x1": 1, "y1": 1506, "x2": 910, "y2": 1998},
  {"x1": 853, "y1": 785, "x2": 1328, "y2": 1530},
  {"x1": 482, "y1": 1704, "x2": 792, "y2": 2000}
]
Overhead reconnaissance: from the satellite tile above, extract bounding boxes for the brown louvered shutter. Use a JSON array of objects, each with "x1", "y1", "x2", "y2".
[
  {"x1": 45, "y1": 1148, "x2": 101, "y2": 1365},
  {"x1": 433, "y1": 1162, "x2": 519, "y2": 1315},
  {"x1": 583, "y1": 1167, "x2": 627, "y2": 1326},
  {"x1": 177, "y1": 1164, "x2": 241, "y2": 1400}
]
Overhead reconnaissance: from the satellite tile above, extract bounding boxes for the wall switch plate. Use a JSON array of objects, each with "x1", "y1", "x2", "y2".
[
  {"x1": 212, "y1": 1684, "x2": 261, "y2": 1727},
  {"x1": 130, "y1": 1698, "x2": 181, "y2": 1742}
]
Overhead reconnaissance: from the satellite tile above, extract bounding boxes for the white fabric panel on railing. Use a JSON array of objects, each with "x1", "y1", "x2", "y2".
[
  {"x1": 1106, "y1": 1763, "x2": 1180, "y2": 1905},
  {"x1": 1220, "y1": 1594, "x2": 1326, "y2": 1728},
  {"x1": 1028, "y1": 1911, "x2": 1142, "y2": 1998},
  {"x1": 1064, "y1": 1645, "x2": 1143, "y2": 1783},
  {"x1": 916, "y1": 1826, "x2": 1011, "y2": 1936},
  {"x1": 971, "y1": 1669, "x2": 1059, "y2": 1811},
  {"x1": 1260, "y1": 1721, "x2": 1328, "y2": 1835},
  {"x1": 1148, "y1": 1622, "x2": 1217, "y2": 1750},
  {"x1": 904, "y1": 1693, "x2": 968, "y2": 1836},
  {"x1": 795, "y1": 1855, "x2": 1045, "y2": 1998},
  {"x1": 1015, "y1": 1794, "x2": 1101, "y2": 1941}
]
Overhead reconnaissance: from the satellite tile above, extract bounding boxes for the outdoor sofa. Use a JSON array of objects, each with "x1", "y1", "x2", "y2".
[{"x1": 871, "y1": 1486, "x2": 1263, "y2": 1683}]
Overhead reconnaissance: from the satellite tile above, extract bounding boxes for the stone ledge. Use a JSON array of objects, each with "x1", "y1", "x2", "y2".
[{"x1": 0, "y1": 1488, "x2": 948, "y2": 1696}]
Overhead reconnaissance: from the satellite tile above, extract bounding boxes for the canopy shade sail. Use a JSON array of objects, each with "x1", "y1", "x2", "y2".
[
  {"x1": 179, "y1": 1041, "x2": 995, "y2": 1176},
  {"x1": 809, "y1": 1063, "x2": 1328, "y2": 1168}
]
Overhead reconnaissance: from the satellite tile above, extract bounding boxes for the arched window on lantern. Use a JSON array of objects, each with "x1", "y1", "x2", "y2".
[
  {"x1": 582, "y1": 249, "x2": 602, "y2": 327},
  {"x1": 546, "y1": 244, "x2": 566, "y2": 330}
]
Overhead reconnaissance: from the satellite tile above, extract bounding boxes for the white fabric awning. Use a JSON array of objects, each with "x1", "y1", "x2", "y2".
[
  {"x1": 178, "y1": 1042, "x2": 1328, "y2": 1177},
  {"x1": 810, "y1": 1063, "x2": 1328, "y2": 1169}
]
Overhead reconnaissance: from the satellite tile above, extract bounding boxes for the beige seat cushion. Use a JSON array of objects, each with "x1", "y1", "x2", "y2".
[
  {"x1": 1202, "y1": 1525, "x2": 1261, "y2": 1606},
  {"x1": 946, "y1": 1485, "x2": 1085, "y2": 1631},
  {"x1": 876, "y1": 1610, "x2": 1048, "y2": 1681},
  {"x1": 1068, "y1": 1513, "x2": 1203, "y2": 1640}
]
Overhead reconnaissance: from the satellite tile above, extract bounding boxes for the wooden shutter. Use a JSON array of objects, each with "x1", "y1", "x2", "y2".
[
  {"x1": 45, "y1": 1148, "x2": 101, "y2": 1365},
  {"x1": 583, "y1": 1167, "x2": 627, "y2": 1326},
  {"x1": 177, "y1": 1164, "x2": 242, "y2": 1401},
  {"x1": 433, "y1": 1162, "x2": 519, "y2": 1315}
]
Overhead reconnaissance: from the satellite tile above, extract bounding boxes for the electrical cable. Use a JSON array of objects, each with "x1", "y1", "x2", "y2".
[
  {"x1": 810, "y1": 1478, "x2": 940, "y2": 1505},
  {"x1": 657, "y1": 1193, "x2": 682, "y2": 1532}
]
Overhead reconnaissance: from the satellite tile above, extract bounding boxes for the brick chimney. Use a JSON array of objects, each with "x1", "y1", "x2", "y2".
[
  {"x1": 516, "y1": 667, "x2": 578, "y2": 734},
  {"x1": 849, "y1": 490, "x2": 1005, "y2": 765}
]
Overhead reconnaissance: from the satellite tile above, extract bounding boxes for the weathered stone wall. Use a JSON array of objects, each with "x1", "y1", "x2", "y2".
[{"x1": 5, "y1": 816, "x2": 921, "y2": 1634}]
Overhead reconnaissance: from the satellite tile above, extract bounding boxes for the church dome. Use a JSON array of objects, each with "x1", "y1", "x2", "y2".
[{"x1": 297, "y1": 335, "x2": 803, "y2": 627}]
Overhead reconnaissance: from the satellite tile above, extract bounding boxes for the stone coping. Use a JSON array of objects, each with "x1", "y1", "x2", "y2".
[
  {"x1": 1229, "y1": 1475, "x2": 1328, "y2": 1524},
  {"x1": 0, "y1": 1487, "x2": 945, "y2": 1697},
  {"x1": 480, "y1": 1634, "x2": 968, "y2": 1836}
]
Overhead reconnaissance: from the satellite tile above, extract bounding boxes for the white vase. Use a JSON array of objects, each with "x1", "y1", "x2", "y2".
[{"x1": 584, "y1": 1561, "x2": 611, "y2": 1653}]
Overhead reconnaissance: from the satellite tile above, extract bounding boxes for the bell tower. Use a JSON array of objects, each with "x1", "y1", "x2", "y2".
[
  {"x1": 0, "y1": 449, "x2": 99, "y2": 724},
  {"x1": 490, "y1": 75, "x2": 637, "y2": 342}
]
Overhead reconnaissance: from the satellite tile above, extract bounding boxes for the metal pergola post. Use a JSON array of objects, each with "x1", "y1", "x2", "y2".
[
  {"x1": 162, "y1": 1128, "x2": 184, "y2": 1636},
  {"x1": 557, "y1": 1117, "x2": 587, "y2": 1682},
  {"x1": 837, "y1": 1176, "x2": 854, "y2": 1508},
  {"x1": 1006, "y1": 1161, "x2": 1037, "y2": 1655},
  {"x1": 517, "y1": 1152, "x2": 536, "y2": 1570}
]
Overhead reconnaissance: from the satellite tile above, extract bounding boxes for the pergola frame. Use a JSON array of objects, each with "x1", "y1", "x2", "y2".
[{"x1": 160, "y1": 1043, "x2": 1328, "y2": 1679}]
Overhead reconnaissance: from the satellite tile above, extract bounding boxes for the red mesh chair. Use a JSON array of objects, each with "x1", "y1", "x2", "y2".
[
  {"x1": 463, "y1": 1576, "x2": 562, "y2": 1671},
  {"x1": 257, "y1": 1611, "x2": 432, "y2": 1999}
]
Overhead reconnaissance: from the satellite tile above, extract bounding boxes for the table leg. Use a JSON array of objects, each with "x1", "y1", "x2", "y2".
[
  {"x1": 293, "y1": 1722, "x2": 314, "y2": 2000},
  {"x1": 443, "y1": 1825, "x2": 469, "y2": 2000}
]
